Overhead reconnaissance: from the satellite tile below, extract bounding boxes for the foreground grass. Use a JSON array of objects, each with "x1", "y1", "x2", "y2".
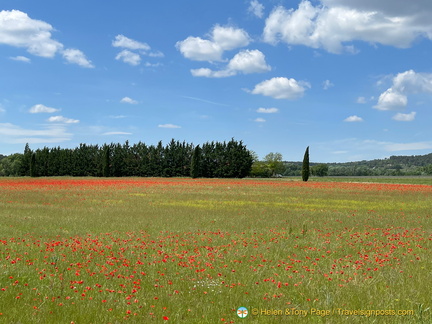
[{"x1": 0, "y1": 177, "x2": 431, "y2": 323}]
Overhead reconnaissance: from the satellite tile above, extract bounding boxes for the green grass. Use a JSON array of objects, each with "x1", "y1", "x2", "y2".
[
  {"x1": 0, "y1": 177, "x2": 431, "y2": 323},
  {"x1": 308, "y1": 176, "x2": 432, "y2": 185}
]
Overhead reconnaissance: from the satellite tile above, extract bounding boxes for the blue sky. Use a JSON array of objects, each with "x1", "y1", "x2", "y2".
[{"x1": 1, "y1": 0, "x2": 432, "y2": 162}]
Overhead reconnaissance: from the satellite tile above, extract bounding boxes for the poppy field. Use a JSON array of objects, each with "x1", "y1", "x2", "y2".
[{"x1": 0, "y1": 177, "x2": 431, "y2": 323}]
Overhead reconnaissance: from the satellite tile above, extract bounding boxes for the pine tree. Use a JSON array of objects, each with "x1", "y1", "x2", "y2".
[
  {"x1": 302, "y1": 146, "x2": 310, "y2": 182},
  {"x1": 30, "y1": 152, "x2": 37, "y2": 177},
  {"x1": 102, "y1": 146, "x2": 110, "y2": 177},
  {"x1": 190, "y1": 145, "x2": 202, "y2": 178}
]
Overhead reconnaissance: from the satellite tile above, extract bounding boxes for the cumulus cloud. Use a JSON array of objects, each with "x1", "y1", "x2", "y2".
[
  {"x1": 10, "y1": 56, "x2": 31, "y2": 63},
  {"x1": 0, "y1": 10, "x2": 92, "y2": 67},
  {"x1": 115, "y1": 50, "x2": 141, "y2": 66},
  {"x1": 251, "y1": 77, "x2": 310, "y2": 99},
  {"x1": 29, "y1": 104, "x2": 60, "y2": 114},
  {"x1": 228, "y1": 49, "x2": 271, "y2": 74},
  {"x1": 191, "y1": 49, "x2": 270, "y2": 78},
  {"x1": 344, "y1": 115, "x2": 364, "y2": 122},
  {"x1": 112, "y1": 34, "x2": 163, "y2": 66},
  {"x1": 263, "y1": 1, "x2": 432, "y2": 54},
  {"x1": 255, "y1": 118, "x2": 266, "y2": 122},
  {"x1": 375, "y1": 70, "x2": 432, "y2": 110},
  {"x1": 158, "y1": 124, "x2": 181, "y2": 129},
  {"x1": 392, "y1": 111, "x2": 416, "y2": 121},
  {"x1": 176, "y1": 25, "x2": 250, "y2": 62},
  {"x1": 112, "y1": 34, "x2": 150, "y2": 51},
  {"x1": 0, "y1": 10, "x2": 63, "y2": 57},
  {"x1": 47, "y1": 116, "x2": 79, "y2": 124},
  {"x1": 176, "y1": 37, "x2": 223, "y2": 62},
  {"x1": 62, "y1": 48, "x2": 94, "y2": 68},
  {"x1": 248, "y1": 0, "x2": 265, "y2": 18},
  {"x1": 257, "y1": 107, "x2": 278, "y2": 113},
  {"x1": 120, "y1": 97, "x2": 138, "y2": 104},
  {"x1": 374, "y1": 89, "x2": 408, "y2": 111},
  {"x1": 212, "y1": 25, "x2": 250, "y2": 51}
]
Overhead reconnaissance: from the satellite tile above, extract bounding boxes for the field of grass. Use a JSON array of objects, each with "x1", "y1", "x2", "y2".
[
  {"x1": 0, "y1": 177, "x2": 431, "y2": 323},
  {"x1": 310, "y1": 176, "x2": 432, "y2": 186}
]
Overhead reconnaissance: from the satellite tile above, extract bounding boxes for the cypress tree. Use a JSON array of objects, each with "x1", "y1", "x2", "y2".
[
  {"x1": 103, "y1": 146, "x2": 110, "y2": 177},
  {"x1": 190, "y1": 145, "x2": 202, "y2": 178},
  {"x1": 302, "y1": 146, "x2": 310, "y2": 182},
  {"x1": 30, "y1": 152, "x2": 37, "y2": 177}
]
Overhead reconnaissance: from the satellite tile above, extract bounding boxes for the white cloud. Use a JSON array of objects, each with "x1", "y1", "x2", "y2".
[
  {"x1": 115, "y1": 50, "x2": 141, "y2": 66},
  {"x1": 29, "y1": 104, "x2": 60, "y2": 114},
  {"x1": 263, "y1": 1, "x2": 432, "y2": 54},
  {"x1": 148, "y1": 51, "x2": 164, "y2": 58},
  {"x1": 248, "y1": 0, "x2": 265, "y2": 18},
  {"x1": 190, "y1": 68, "x2": 235, "y2": 78},
  {"x1": 0, "y1": 122, "x2": 72, "y2": 144},
  {"x1": 255, "y1": 118, "x2": 266, "y2": 122},
  {"x1": 144, "y1": 62, "x2": 163, "y2": 68},
  {"x1": 356, "y1": 96, "x2": 367, "y2": 104},
  {"x1": 112, "y1": 34, "x2": 150, "y2": 51},
  {"x1": 102, "y1": 131, "x2": 132, "y2": 135},
  {"x1": 320, "y1": 138, "x2": 432, "y2": 161},
  {"x1": 392, "y1": 111, "x2": 416, "y2": 121},
  {"x1": 158, "y1": 124, "x2": 181, "y2": 129},
  {"x1": 120, "y1": 97, "x2": 138, "y2": 104},
  {"x1": 323, "y1": 79, "x2": 334, "y2": 90},
  {"x1": 108, "y1": 115, "x2": 127, "y2": 119},
  {"x1": 374, "y1": 89, "x2": 407, "y2": 111},
  {"x1": 344, "y1": 115, "x2": 363, "y2": 122},
  {"x1": 375, "y1": 70, "x2": 432, "y2": 110},
  {"x1": 251, "y1": 77, "x2": 310, "y2": 100},
  {"x1": 10, "y1": 56, "x2": 31, "y2": 63},
  {"x1": 385, "y1": 142, "x2": 432, "y2": 152},
  {"x1": 0, "y1": 10, "x2": 91, "y2": 67},
  {"x1": 322, "y1": 0, "x2": 432, "y2": 18},
  {"x1": 228, "y1": 49, "x2": 271, "y2": 74},
  {"x1": 257, "y1": 107, "x2": 278, "y2": 113},
  {"x1": 47, "y1": 116, "x2": 79, "y2": 124},
  {"x1": 212, "y1": 25, "x2": 250, "y2": 51},
  {"x1": 392, "y1": 70, "x2": 432, "y2": 94},
  {"x1": 176, "y1": 25, "x2": 250, "y2": 62},
  {"x1": 62, "y1": 48, "x2": 94, "y2": 68},
  {"x1": 0, "y1": 10, "x2": 63, "y2": 57},
  {"x1": 176, "y1": 36, "x2": 223, "y2": 62},
  {"x1": 112, "y1": 35, "x2": 163, "y2": 65},
  {"x1": 191, "y1": 49, "x2": 271, "y2": 78}
]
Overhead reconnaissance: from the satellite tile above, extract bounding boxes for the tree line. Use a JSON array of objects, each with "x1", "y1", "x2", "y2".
[
  {"x1": 0, "y1": 139, "x2": 253, "y2": 178},
  {"x1": 249, "y1": 150, "x2": 432, "y2": 177}
]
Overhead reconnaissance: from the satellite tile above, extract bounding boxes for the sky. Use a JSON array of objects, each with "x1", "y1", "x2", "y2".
[{"x1": 1, "y1": 0, "x2": 432, "y2": 163}]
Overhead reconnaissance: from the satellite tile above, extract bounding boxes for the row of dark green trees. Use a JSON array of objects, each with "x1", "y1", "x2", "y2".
[{"x1": 19, "y1": 139, "x2": 253, "y2": 178}]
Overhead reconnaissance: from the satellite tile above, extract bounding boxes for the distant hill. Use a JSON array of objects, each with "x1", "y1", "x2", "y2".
[{"x1": 283, "y1": 153, "x2": 432, "y2": 176}]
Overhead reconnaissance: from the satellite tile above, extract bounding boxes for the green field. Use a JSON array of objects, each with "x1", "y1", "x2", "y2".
[{"x1": 0, "y1": 177, "x2": 431, "y2": 323}]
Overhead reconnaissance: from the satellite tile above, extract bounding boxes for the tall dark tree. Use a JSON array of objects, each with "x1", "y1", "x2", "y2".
[
  {"x1": 20, "y1": 143, "x2": 32, "y2": 176},
  {"x1": 302, "y1": 146, "x2": 310, "y2": 182},
  {"x1": 190, "y1": 145, "x2": 202, "y2": 178},
  {"x1": 30, "y1": 152, "x2": 37, "y2": 177},
  {"x1": 102, "y1": 146, "x2": 110, "y2": 177}
]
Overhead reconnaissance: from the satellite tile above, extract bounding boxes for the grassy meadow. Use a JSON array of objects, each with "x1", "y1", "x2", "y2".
[{"x1": 0, "y1": 177, "x2": 431, "y2": 323}]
